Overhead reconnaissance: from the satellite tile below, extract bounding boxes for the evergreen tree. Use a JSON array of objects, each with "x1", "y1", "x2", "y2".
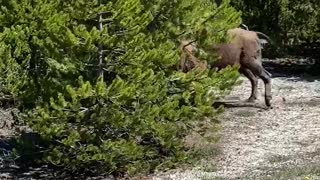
[
  {"x1": 0, "y1": 0, "x2": 240, "y2": 175},
  {"x1": 278, "y1": 0, "x2": 319, "y2": 45},
  {"x1": 231, "y1": 0, "x2": 320, "y2": 45}
]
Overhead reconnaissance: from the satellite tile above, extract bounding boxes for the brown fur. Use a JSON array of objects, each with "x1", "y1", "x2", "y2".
[
  {"x1": 210, "y1": 43, "x2": 242, "y2": 69},
  {"x1": 227, "y1": 28, "x2": 262, "y2": 60},
  {"x1": 179, "y1": 28, "x2": 272, "y2": 107},
  {"x1": 179, "y1": 40, "x2": 207, "y2": 72}
]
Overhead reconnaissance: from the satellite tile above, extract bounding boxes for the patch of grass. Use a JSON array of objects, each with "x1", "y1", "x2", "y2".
[
  {"x1": 233, "y1": 109, "x2": 256, "y2": 117},
  {"x1": 201, "y1": 174, "x2": 223, "y2": 180},
  {"x1": 268, "y1": 155, "x2": 291, "y2": 164},
  {"x1": 187, "y1": 131, "x2": 221, "y2": 162},
  {"x1": 190, "y1": 140, "x2": 221, "y2": 173},
  {"x1": 197, "y1": 159, "x2": 218, "y2": 172},
  {"x1": 259, "y1": 164, "x2": 320, "y2": 180},
  {"x1": 184, "y1": 121, "x2": 222, "y2": 173}
]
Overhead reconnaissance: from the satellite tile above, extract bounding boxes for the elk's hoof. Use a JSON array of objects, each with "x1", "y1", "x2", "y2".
[
  {"x1": 265, "y1": 98, "x2": 272, "y2": 107},
  {"x1": 246, "y1": 97, "x2": 257, "y2": 103}
]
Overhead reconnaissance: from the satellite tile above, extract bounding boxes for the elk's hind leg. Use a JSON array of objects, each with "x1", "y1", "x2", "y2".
[
  {"x1": 244, "y1": 62, "x2": 272, "y2": 107},
  {"x1": 239, "y1": 67, "x2": 258, "y2": 102}
]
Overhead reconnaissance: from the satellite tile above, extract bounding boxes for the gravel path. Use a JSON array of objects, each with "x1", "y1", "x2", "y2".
[{"x1": 153, "y1": 71, "x2": 320, "y2": 179}]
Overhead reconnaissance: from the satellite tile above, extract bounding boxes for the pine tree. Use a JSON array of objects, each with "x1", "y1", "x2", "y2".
[
  {"x1": 0, "y1": 0, "x2": 240, "y2": 175},
  {"x1": 231, "y1": 0, "x2": 320, "y2": 45},
  {"x1": 0, "y1": 0, "x2": 104, "y2": 103}
]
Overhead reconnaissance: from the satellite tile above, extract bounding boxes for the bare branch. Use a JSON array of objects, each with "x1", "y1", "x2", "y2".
[
  {"x1": 97, "y1": 1, "x2": 104, "y2": 78},
  {"x1": 182, "y1": 39, "x2": 198, "y2": 49}
]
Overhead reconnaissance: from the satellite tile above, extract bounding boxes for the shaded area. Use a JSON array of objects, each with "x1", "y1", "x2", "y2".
[
  {"x1": 286, "y1": 43, "x2": 320, "y2": 62},
  {"x1": 0, "y1": 133, "x2": 115, "y2": 180},
  {"x1": 213, "y1": 100, "x2": 268, "y2": 110},
  {"x1": 263, "y1": 57, "x2": 320, "y2": 82}
]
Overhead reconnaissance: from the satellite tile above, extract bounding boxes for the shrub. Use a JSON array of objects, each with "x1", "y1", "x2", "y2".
[{"x1": 0, "y1": 0, "x2": 240, "y2": 175}]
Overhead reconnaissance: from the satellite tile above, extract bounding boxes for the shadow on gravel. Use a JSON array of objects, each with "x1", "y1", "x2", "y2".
[
  {"x1": 263, "y1": 58, "x2": 320, "y2": 82},
  {"x1": 213, "y1": 100, "x2": 268, "y2": 110},
  {"x1": 0, "y1": 134, "x2": 114, "y2": 180}
]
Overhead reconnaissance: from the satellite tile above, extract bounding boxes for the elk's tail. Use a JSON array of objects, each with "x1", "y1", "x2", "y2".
[
  {"x1": 256, "y1": 32, "x2": 274, "y2": 45},
  {"x1": 240, "y1": 24, "x2": 249, "y2": 30},
  {"x1": 263, "y1": 68, "x2": 272, "y2": 77}
]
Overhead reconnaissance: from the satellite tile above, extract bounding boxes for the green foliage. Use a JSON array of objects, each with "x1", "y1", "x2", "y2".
[
  {"x1": 278, "y1": 0, "x2": 320, "y2": 45},
  {"x1": 230, "y1": 0, "x2": 320, "y2": 46},
  {"x1": 0, "y1": 0, "x2": 240, "y2": 176},
  {"x1": 0, "y1": 0, "x2": 99, "y2": 103}
]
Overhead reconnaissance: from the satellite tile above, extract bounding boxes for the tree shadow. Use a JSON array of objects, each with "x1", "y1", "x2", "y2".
[
  {"x1": 0, "y1": 134, "x2": 115, "y2": 180},
  {"x1": 213, "y1": 100, "x2": 269, "y2": 110},
  {"x1": 263, "y1": 57, "x2": 320, "y2": 82}
]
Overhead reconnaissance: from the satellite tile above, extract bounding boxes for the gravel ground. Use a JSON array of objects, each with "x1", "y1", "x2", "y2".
[{"x1": 153, "y1": 63, "x2": 320, "y2": 179}]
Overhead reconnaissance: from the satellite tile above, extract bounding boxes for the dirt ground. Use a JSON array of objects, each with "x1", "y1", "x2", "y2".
[
  {"x1": 1, "y1": 58, "x2": 320, "y2": 179},
  {"x1": 153, "y1": 58, "x2": 320, "y2": 180}
]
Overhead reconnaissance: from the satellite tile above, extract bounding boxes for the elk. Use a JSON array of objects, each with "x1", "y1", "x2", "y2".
[
  {"x1": 179, "y1": 28, "x2": 272, "y2": 107},
  {"x1": 178, "y1": 40, "x2": 207, "y2": 72}
]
